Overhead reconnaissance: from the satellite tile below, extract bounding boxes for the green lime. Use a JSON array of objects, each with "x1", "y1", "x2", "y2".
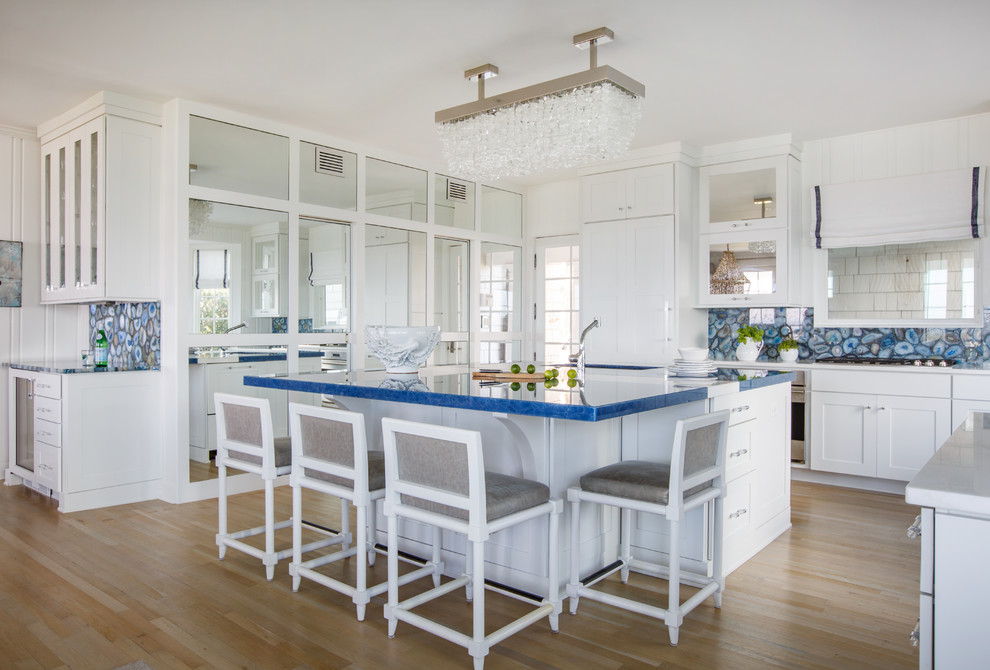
[
  {"x1": 567, "y1": 379, "x2": 577, "y2": 388},
  {"x1": 544, "y1": 380, "x2": 553, "y2": 388},
  {"x1": 544, "y1": 368, "x2": 554, "y2": 379},
  {"x1": 526, "y1": 382, "x2": 536, "y2": 391},
  {"x1": 510, "y1": 363, "x2": 520, "y2": 373},
  {"x1": 510, "y1": 381, "x2": 520, "y2": 391},
  {"x1": 527, "y1": 364, "x2": 536, "y2": 374},
  {"x1": 551, "y1": 378, "x2": 559, "y2": 386},
  {"x1": 551, "y1": 368, "x2": 559, "y2": 378},
  {"x1": 567, "y1": 368, "x2": 577, "y2": 379}
]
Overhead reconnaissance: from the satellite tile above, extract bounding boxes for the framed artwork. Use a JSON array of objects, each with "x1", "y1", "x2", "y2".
[{"x1": 0, "y1": 241, "x2": 23, "y2": 307}]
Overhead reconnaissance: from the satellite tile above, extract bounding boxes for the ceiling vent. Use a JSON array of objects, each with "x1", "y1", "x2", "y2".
[
  {"x1": 315, "y1": 147, "x2": 345, "y2": 177},
  {"x1": 446, "y1": 179, "x2": 468, "y2": 202}
]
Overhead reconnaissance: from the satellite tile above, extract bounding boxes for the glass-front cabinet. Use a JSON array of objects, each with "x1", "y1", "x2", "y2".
[
  {"x1": 698, "y1": 229, "x2": 788, "y2": 306},
  {"x1": 40, "y1": 106, "x2": 160, "y2": 304}
]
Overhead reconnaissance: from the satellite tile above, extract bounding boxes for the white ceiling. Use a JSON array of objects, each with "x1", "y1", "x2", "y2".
[{"x1": 3, "y1": 0, "x2": 990, "y2": 184}]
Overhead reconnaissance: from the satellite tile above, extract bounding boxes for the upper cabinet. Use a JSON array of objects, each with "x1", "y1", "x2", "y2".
[
  {"x1": 697, "y1": 154, "x2": 802, "y2": 307},
  {"x1": 251, "y1": 227, "x2": 288, "y2": 318},
  {"x1": 581, "y1": 163, "x2": 674, "y2": 222},
  {"x1": 39, "y1": 95, "x2": 161, "y2": 304}
]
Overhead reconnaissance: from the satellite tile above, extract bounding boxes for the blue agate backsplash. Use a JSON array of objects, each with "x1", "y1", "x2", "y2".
[
  {"x1": 709, "y1": 307, "x2": 989, "y2": 363},
  {"x1": 89, "y1": 302, "x2": 160, "y2": 369}
]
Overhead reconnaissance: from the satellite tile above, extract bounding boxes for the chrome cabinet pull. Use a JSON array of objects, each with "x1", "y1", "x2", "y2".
[
  {"x1": 907, "y1": 515, "x2": 922, "y2": 539},
  {"x1": 729, "y1": 508, "x2": 748, "y2": 519},
  {"x1": 730, "y1": 448, "x2": 749, "y2": 458}
]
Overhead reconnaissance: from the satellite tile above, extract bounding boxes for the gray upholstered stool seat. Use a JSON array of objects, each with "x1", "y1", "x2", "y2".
[
  {"x1": 232, "y1": 436, "x2": 292, "y2": 468},
  {"x1": 306, "y1": 449, "x2": 386, "y2": 491},
  {"x1": 405, "y1": 471, "x2": 550, "y2": 522},
  {"x1": 579, "y1": 460, "x2": 705, "y2": 504}
]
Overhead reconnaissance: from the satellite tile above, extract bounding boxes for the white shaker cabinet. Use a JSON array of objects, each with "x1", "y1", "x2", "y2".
[
  {"x1": 582, "y1": 215, "x2": 676, "y2": 364},
  {"x1": 6, "y1": 368, "x2": 161, "y2": 512},
  {"x1": 810, "y1": 369, "x2": 951, "y2": 481},
  {"x1": 580, "y1": 163, "x2": 674, "y2": 223},
  {"x1": 950, "y1": 374, "x2": 990, "y2": 431},
  {"x1": 39, "y1": 93, "x2": 160, "y2": 304}
]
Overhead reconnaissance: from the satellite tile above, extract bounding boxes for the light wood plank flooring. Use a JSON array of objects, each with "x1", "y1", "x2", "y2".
[{"x1": 0, "y1": 480, "x2": 921, "y2": 669}]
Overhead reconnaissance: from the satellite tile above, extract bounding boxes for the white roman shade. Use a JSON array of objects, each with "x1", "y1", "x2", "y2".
[
  {"x1": 195, "y1": 249, "x2": 229, "y2": 289},
  {"x1": 814, "y1": 166, "x2": 985, "y2": 248},
  {"x1": 309, "y1": 251, "x2": 345, "y2": 287}
]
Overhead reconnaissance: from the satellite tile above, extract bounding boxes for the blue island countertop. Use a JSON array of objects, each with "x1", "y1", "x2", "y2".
[{"x1": 244, "y1": 366, "x2": 795, "y2": 422}]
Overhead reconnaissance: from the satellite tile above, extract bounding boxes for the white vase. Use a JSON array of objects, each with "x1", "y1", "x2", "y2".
[
  {"x1": 779, "y1": 348, "x2": 798, "y2": 363},
  {"x1": 736, "y1": 341, "x2": 762, "y2": 362}
]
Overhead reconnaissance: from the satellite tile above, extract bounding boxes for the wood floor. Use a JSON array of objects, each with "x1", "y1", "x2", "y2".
[{"x1": 0, "y1": 480, "x2": 921, "y2": 670}]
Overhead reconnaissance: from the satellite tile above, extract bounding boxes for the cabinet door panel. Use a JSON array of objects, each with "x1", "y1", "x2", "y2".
[
  {"x1": 876, "y1": 396, "x2": 950, "y2": 481},
  {"x1": 581, "y1": 221, "x2": 623, "y2": 363},
  {"x1": 810, "y1": 391, "x2": 876, "y2": 476},
  {"x1": 581, "y1": 172, "x2": 626, "y2": 222},
  {"x1": 626, "y1": 216, "x2": 675, "y2": 362},
  {"x1": 626, "y1": 163, "x2": 674, "y2": 218}
]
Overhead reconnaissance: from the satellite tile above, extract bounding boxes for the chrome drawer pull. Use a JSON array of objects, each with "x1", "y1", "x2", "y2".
[
  {"x1": 730, "y1": 448, "x2": 749, "y2": 458},
  {"x1": 732, "y1": 405, "x2": 751, "y2": 413},
  {"x1": 729, "y1": 508, "x2": 748, "y2": 519}
]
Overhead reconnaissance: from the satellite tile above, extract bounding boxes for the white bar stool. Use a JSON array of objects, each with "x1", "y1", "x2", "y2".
[
  {"x1": 214, "y1": 393, "x2": 298, "y2": 581},
  {"x1": 566, "y1": 410, "x2": 731, "y2": 646},
  {"x1": 381, "y1": 417, "x2": 563, "y2": 670},
  {"x1": 287, "y1": 402, "x2": 388, "y2": 621}
]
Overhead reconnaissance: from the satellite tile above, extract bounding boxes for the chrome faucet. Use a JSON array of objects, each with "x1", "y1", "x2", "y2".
[
  {"x1": 569, "y1": 317, "x2": 601, "y2": 378},
  {"x1": 223, "y1": 322, "x2": 247, "y2": 334}
]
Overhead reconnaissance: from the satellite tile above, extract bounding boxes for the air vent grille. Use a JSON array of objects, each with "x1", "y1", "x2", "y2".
[
  {"x1": 315, "y1": 147, "x2": 345, "y2": 177},
  {"x1": 446, "y1": 179, "x2": 468, "y2": 202}
]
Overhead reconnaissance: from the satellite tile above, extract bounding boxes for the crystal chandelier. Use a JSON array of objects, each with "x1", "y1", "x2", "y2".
[
  {"x1": 711, "y1": 249, "x2": 751, "y2": 295},
  {"x1": 188, "y1": 198, "x2": 213, "y2": 238},
  {"x1": 435, "y1": 27, "x2": 645, "y2": 181}
]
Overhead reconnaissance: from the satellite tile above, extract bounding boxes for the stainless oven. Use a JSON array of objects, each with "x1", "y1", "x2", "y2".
[{"x1": 791, "y1": 370, "x2": 807, "y2": 464}]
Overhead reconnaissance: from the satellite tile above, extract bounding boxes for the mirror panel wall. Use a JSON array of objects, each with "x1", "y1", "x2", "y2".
[
  {"x1": 189, "y1": 200, "x2": 289, "y2": 335},
  {"x1": 366, "y1": 158, "x2": 428, "y2": 223},
  {"x1": 301, "y1": 218, "x2": 350, "y2": 333},
  {"x1": 299, "y1": 142, "x2": 357, "y2": 210},
  {"x1": 189, "y1": 116, "x2": 289, "y2": 199},
  {"x1": 364, "y1": 224, "x2": 427, "y2": 367},
  {"x1": 481, "y1": 186, "x2": 523, "y2": 237},
  {"x1": 435, "y1": 174, "x2": 475, "y2": 230}
]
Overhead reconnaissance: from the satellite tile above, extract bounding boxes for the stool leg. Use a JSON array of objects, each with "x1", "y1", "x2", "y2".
[
  {"x1": 355, "y1": 502, "x2": 367, "y2": 621},
  {"x1": 264, "y1": 478, "x2": 276, "y2": 581},
  {"x1": 291, "y1": 481, "x2": 302, "y2": 592},
  {"x1": 465, "y1": 540, "x2": 474, "y2": 602},
  {"x1": 340, "y1": 497, "x2": 351, "y2": 551},
  {"x1": 667, "y1": 516, "x2": 682, "y2": 646},
  {"x1": 620, "y1": 507, "x2": 632, "y2": 583},
  {"x1": 217, "y1": 463, "x2": 227, "y2": 560},
  {"x1": 367, "y1": 499, "x2": 378, "y2": 566},
  {"x1": 712, "y1": 495, "x2": 725, "y2": 608},
  {"x1": 386, "y1": 513, "x2": 399, "y2": 638},
  {"x1": 568, "y1": 496, "x2": 581, "y2": 614},
  {"x1": 548, "y1": 501, "x2": 561, "y2": 632},
  {"x1": 471, "y1": 537, "x2": 487, "y2": 670},
  {"x1": 431, "y1": 525, "x2": 442, "y2": 588}
]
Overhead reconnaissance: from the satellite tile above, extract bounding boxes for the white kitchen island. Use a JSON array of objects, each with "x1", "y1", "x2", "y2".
[
  {"x1": 244, "y1": 366, "x2": 794, "y2": 596},
  {"x1": 906, "y1": 411, "x2": 990, "y2": 669}
]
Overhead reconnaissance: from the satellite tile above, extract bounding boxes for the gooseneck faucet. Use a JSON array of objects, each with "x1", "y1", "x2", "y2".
[
  {"x1": 223, "y1": 322, "x2": 247, "y2": 334},
  {"x1": 569, "y1": 317, "x2": 602, "y2": 378}
]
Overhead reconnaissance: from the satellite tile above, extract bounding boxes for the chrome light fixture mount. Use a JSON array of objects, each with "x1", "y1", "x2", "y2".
[{"x1": 436, "y1": 27, "x2": 645, "y2": 181}]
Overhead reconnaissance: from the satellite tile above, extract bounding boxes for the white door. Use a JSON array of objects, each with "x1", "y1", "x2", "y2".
[
  {"x1": 365, "y1": 243, "x2": 408, "y2": 326},
  {"x1": 534, "y1": 235, "x2": 580, "y2": 365}
]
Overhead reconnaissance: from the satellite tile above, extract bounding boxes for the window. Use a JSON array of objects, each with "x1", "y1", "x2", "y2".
[{"x1": 196, "y1": 287, "x2": 230, "y2": 334}]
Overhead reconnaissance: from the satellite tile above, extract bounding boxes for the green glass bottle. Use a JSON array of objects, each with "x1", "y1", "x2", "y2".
[{"x1": 94, "y1": 329, "x2": 109, "y2": 367}]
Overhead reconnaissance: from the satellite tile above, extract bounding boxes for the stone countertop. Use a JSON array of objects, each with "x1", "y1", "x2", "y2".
[
  {"x1": 4, "y1": 362, "x2": 158, "y2": 374},
  {"x1": 906, "y1": 411, "x2": 990, "y2": 516},
  {"x1": 243, "y1": 366, "x2": 795, "y2": 422},
  {"x1": 714, "y1": 359, "x2": 990, "y2": 375},
  {"x1": 188, "y1": 350, "x2": 325, "y2": 364}
]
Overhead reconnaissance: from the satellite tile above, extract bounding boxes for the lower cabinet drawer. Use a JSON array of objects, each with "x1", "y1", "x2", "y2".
[
  {"x1": 34, "y1": 441, "x2": 61, "y2": 492},
  {"x1": 723, "y1": 471, "x2": 754, "y2": 541},
  {"x1": 34, "y1": 395, "x2": 61, "y2": 423},
  {"x1": 725, "y1": 421, "x2": 756, "y2": 481},
  {"x1": 34, "y1": 418, "x2": 61, "y2": 447}
]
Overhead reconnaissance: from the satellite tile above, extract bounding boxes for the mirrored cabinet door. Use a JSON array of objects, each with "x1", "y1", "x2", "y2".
[
  {"x1": 699, "y1": 229, "x2": 788, "y2": 306},
  {"x1": 700, "y1": 156, "x2": 787, "y2": 234}
]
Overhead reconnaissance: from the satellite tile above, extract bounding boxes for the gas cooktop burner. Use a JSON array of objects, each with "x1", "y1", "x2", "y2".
[{"x1": 817, "y1": 357, "x2": 956, "y2": 367}]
